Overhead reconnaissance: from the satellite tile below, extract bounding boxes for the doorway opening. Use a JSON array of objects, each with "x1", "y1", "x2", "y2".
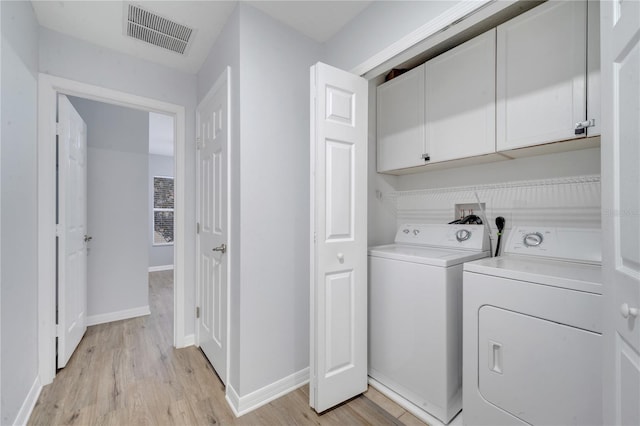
[{"x1": 38, "y1": 74, "x2": 188, "y2": 386}]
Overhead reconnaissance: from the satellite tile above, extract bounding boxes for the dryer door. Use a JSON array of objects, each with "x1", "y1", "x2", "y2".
[{"x1": 478, "y1": 306, "x2": 602, "y2": 426}]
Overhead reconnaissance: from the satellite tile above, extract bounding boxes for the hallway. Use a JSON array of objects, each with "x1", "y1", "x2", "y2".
[{"x1": 29, "y1": 271, "x2": 427, "y2": 425}]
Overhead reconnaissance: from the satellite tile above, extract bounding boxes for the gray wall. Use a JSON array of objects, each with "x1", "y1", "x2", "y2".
[
  {"x1": 0, "y1": 1, "x2": 40, "y2": 423},
  {"x1": 40, "y1": 28, "x2": 198, "y2": 335},
  {"x1": 149, "y1": 154, "x2": 174, "y2": 268},
  {"x1": 237, "y1": 3, "x2": 321, "y2": 396},
  {"x1": 69, "y1": 97, "x2": 149, "y2": 318}
]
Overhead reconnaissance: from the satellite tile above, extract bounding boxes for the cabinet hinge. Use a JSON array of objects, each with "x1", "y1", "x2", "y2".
[
  {"x1": 197, "y1": 222, "x2": 200, "y2": 234},
  {"x1": 574, "y1": 119, "x2": 595, "y2": 135},
  {"x1": 196, "y1": 306, "x2": 200, "y2": 319}
]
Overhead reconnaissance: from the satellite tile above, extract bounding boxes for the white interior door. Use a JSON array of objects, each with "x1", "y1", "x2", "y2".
[
  {"x1": 601, "y1": 1, "x2": 640, "y2": 424},
  {"x1": 196, "y1": 68, "x2": 229, "y2": 383},
  {"x1": 57, "y1": 94, "x2": 88, "y2": 369},
  {"x1": 310, "y1": 62, "x2": 368, "y2": 412}
]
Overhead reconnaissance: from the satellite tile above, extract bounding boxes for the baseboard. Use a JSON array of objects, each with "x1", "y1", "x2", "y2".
[
  {"x1": 86, "y1": 305, "x2": 151, "y2": 326},
  {"x1": 225, "y1": 385, "x2": 242, "y2": 417},
  {"x1": 226, "y1": 367, "x2": 309, "y2": 417},
  {"x1": 13, "y1": 376, "x2": 42, "y2": 426},
  {"x1": 148, "y1": 264, "x2": 174, "y2": 272},
  {"x1": 182, "y1": 334, "x2": 195, "y2": 347}
]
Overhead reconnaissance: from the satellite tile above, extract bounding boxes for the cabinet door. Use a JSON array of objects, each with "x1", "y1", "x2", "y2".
[
  {"x1": 586, "y1": 0, "x2": 600, "y2": 137},
  {"x1": 377, "y1": 64, "x2": 425, "y2": 172},
  {"x1": 426, "y1": 29, "x2": 496, "y2": 163},
  {"x1": 496, "y1": 1, "x2": 587, "y2": 151}
]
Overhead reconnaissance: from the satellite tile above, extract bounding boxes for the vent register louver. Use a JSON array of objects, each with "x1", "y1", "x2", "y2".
[{"x1": 125, "y1": 4, "x2": 194, "y2": 55}]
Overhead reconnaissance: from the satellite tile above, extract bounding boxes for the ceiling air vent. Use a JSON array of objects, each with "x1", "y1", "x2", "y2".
[{"x1": 125, "y1": 4, "x2": 194, "y2": 55}]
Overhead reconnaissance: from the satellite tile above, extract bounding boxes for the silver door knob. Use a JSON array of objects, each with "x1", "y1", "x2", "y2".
[
  {"x1": 84, "y1": 235, "x2": 93, "y2": 242},
  {"x1": 620, "y1": 303, "x2": 639, "y2": 319},
  {"x1": 212, "y1": 243, "x2": 227, "y2": 254}
]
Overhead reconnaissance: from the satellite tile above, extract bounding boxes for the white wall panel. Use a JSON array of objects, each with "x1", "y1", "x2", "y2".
[{"x1": 387, "y1": 175, "x2": 601, "y2": 246}]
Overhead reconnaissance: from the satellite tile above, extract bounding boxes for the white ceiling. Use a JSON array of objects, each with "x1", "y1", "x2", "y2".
[
  {"x1": 149, "y1": 112, "x2": 175, "y2": 157},
  {"x1": 31, "y1": 1, "x2": 372, "y2": 74}
]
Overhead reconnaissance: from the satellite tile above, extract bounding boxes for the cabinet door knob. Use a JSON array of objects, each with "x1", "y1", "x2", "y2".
[{"x1": 620, "y1": 303, "x2": 639, "y2": 319}]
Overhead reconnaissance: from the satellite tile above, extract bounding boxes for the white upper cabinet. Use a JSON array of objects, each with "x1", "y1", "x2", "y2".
[
  {"x1": 496, "y1": 0, "x2": 589, "y2": 151},
  {"x1": 426, "y1": 28, "x2": 496, "y2": 163},
  {"x1": 377, "y1": 64, "x2": 425, "y2": 172}
]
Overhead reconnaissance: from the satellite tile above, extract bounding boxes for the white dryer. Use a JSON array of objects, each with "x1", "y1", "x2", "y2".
[
  {"x1": 463, "y1": 227, "x2": 603, "y2": 426},
  {"x1": 368, "y1": 224, "x2": 489, "y2": 425}
]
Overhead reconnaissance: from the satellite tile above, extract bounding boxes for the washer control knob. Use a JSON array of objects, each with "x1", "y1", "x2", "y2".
[
  {"x1": 620, "y1": 303, "x2": 639, "y2": 319},
  {"x1": 523, "y1": 232, "x2": 543, "y2": 247},
  {"x1": 403, "y1": 229, "x2": 410, "y2": 234},
  {"x1": 413, "y1": 229, "x2": 420, "y2": 236},
  {"x1": 456, "y1": 229, "x2": 471, "y2": 242}
]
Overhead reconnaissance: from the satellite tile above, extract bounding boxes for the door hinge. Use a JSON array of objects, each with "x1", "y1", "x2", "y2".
[
  {"x1": 55, "y1": 122, "x2": 62, "y2": 136},
  {"x1": 197, "y1": 222, "x2": 200, "y2": 234},
  {"x1": 55, "y1": 224, "x2": 62, "y2": 237},
  {"x1": 196, "y1": 306, "x2": 200, "y2": 319},
  {"x1": 55, "y1": 323, "x2": 62, "y2": 337},
  {"x1": 196, "y1": 137, "x2": 202, "y2": 150}
]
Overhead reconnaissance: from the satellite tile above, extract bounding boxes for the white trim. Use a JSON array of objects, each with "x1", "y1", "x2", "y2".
[
  {"x1": 37, "y1": 73, "x2": 188, "y2": 386},
  {"x1": 182, "y1": 334, "x2": 195, "y2": 347},
  {"x1": 86, "y1": 306, "x2": 151, "y2": 326},
  {"x1": 350, "y1": 0, "x2": 493, "y2": 77},
  {"x1": 195, "y1": 66, "x2": 232, "y2": 387},
  {"x1": 225, "y1": 384, "x2": 242, "y2": 417},
  {"x1": 226, "y1": 368, "x2": 310, "y2": 417},
  {"x1": 13, "y1": 376, "x2": 42, "y2": 426},
  {"x1": 148, "y1": 264, "x2": 174, "y2": 272}
]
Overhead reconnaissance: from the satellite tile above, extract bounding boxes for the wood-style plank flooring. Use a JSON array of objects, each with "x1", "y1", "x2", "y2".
[{"x1": 29, "y1": 271, "x2": 428, "y2": 425}]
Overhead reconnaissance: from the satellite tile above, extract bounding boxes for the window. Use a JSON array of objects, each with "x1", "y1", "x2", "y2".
[{"x1": 153, "y1": 176, "x2": 174, "y2": 245}]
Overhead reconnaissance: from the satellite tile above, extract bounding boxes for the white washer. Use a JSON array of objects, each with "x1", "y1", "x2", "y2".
[
  {"x1": 463, "y1": 227, "x2": 603, "y2": 426},
  {"x1": 368, "y1": 224, "x2": 490, "y2": 424}
]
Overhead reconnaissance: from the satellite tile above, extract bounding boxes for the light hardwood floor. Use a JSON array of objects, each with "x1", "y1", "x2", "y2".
[{"x1": 29, "y1": 271, "x2": 428, "y2": 425}]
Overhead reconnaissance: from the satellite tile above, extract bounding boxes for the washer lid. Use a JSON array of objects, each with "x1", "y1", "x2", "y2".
[
  {"x1": 464, "y1": 255, "x2": 602, "y2": 294},
  {"x1": 369, "y1": 244, "x2": 489, "y2": 267}
]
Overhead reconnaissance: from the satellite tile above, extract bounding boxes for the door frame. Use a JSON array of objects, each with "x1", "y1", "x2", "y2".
[
  {"x1": 37, "y1": 73, "x2": 188, "y2": 385},
  {"x1": 194, "y1": 66, "x2": 232, "y2": 386}
]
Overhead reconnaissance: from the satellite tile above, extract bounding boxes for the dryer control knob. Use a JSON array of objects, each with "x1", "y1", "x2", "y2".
[
  {"x1": 620, "y1": 303, "x2": 639, "y2": 319},
  {"x1": 523, "y1": 232, "x2": 543, "y2": 247},
  {"x1": 456, "y1": 229, "x2": 471, "y2": 242}
]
